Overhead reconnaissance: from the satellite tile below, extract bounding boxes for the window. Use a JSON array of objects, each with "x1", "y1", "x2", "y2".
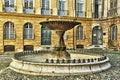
[
  {"x1": 4, "y1": 0, "x2": 15, "y2": 12},
  {"x1": 24, "y1": 0, "x2": 34, "y2": 14},
  {"x1": 24, "y1": 45, "x2": 33, "y2": 51},
  {"x1": 76, "y1": 26, "x2": 84, "y2": 40},
  {"x1": 76, "y1": 0, "x2": 84, "y2": 17},
  {"x1": 58, "y1": 0, "x2": 67, "y2": 16},
  {"x1": 4, "y1": 45, "x2": 15, "y2": 52},
  {"x1": 108, "y1": 0, "x2": 117, "y2": 17},
  {"x1": 4, "y1": 22, "x2": 15, "y2": 40},
  {"x1": 41, "y1": 0, "x2": 51, "y2": 15},
  {"x1": 94, "y1": 0, "x2": 99, "y2": 18},
  {"x1": 23, "y1": 23, "x2": 34, "y2": 39},
  {"x1": 41, "y1": 26, "x2": 51, "y2": 45},
  {"x1": 110, "y1": 25, "x2": 117, "y2": 40}
]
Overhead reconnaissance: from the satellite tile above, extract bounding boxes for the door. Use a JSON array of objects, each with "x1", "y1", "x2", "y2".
[{"x1": 92, "y1": 26, "x2": 103, "y2": 45}]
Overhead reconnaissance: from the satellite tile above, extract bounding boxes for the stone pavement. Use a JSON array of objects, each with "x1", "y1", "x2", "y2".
[{"x1": 0, "y1": 53, "x2": 120, "y2": 80}]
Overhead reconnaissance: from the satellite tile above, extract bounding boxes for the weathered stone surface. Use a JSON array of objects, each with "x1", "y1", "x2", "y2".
[{"x1": 0, "y1": 52, "x2": 120, "y2": 79}]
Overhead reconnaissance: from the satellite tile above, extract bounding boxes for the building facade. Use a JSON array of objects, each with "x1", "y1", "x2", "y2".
[{"x1": 0, "y1": 0, "x2": 120, "y2": 53}]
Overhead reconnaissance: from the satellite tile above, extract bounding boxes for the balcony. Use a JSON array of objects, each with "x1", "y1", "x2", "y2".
[
  {"x1": 58, "y1": 10, "x2": 68, "y2": 16},
  {"x1": 3, "y1": 5, "x2": 16, "y2": 12},
  {"x1": 76, "y1": 11, "x2": 85, "y2": 18},
  {"x1": 107, "y1": 9, "x2": 117, "y2": 17},
  {"x1": 23, "y1": 7, "x2": 34, "y2": 14},
  {"x1": 41, "y1": 8, "x2": 52, "y2": 15}
]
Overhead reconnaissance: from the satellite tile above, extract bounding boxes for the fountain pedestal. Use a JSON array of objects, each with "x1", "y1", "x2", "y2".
[{"x1": 50, "y1": 30, "x2": 70, "y2": 60}]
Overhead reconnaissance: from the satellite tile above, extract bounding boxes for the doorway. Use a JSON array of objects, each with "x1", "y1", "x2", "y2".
[{"x1": 92, "y1": 26, "x2": 103, "y2": 45}]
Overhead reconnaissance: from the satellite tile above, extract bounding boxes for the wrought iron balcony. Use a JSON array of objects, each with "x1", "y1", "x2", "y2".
[
  {"x1": 76, "y1": 11, "x2": 85, "y2": 18},
  {"x1": 107, "y1": 9, "x2": 118, "y2": 17},
  {"x1": 23, "y1": 7, "x2": 35, "y2": 14},
  {"x1": 3, "y1": 5, "x2": 16, "y2": 12},
  {"x1": 41, "y1": 8, "x2": 52, "y2": 15},
  {"x1": 58, "y1": 10, "x2": 68, "y2": 16}
]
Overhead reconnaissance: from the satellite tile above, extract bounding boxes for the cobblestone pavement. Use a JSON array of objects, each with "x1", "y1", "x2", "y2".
[{"x1": 0, "y1": 52, "x2": 120, "y2": 80}]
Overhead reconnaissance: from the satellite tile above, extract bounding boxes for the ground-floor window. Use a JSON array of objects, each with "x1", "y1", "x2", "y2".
[
  {"x1": 76, "y1": 45, "x2": 84, "y2": 49},
  {"x1": 41, "y1": 26, "x2": 51, "y2": 45},
  {"x1": 24, "y1": 45, "x2": 33, "y2": 51},
  {"x1": 4, "y1": 45, "x2": 15, "y2": 52}
]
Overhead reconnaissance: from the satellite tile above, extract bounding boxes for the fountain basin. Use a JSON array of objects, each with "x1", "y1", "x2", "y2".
[
  {"x1": 40, "y1": 20, "x2": 80, "y2": 30},
  {"x1": 10, "y1": 51, "x2": 111, "y2": 76}
]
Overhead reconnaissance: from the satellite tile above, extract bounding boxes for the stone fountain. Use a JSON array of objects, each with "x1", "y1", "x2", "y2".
[
  {"x1": 9, "y1": 20, "x2": 111, "y2": 76},
  {"x1": 40, "y1": 20, "x2": 80, "y2": 60}
]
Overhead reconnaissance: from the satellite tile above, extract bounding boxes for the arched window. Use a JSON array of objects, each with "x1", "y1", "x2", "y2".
[
  {"x1": 4, "y1": 0, "x2": 15, "y2": 12},
  {"x1": 4, "y1": 22, "x2": 15, "y2": 39},
  {"x1": 41, "y1": 26, "x2": 51, "y2": 45},
  {"x1": 58, "y1": 0, "x2": 67, "y2": 16},
  {"x1": 76, "y1": 0, "x2": 84, "y2": 17},
  {"x1": 23, "y1": 23, "x2": 34, "y2": 39},
  {"x1": 41, "y1": 0, "x2": 51, "y2": 15},
  {"x1": 76, "y1": 25, "x2": 84, "y2": 40},
  {"x1": 24, "y1": 0, "x2": 34, "y2": 14},
  {"x1": 110, "y1": 25, "x2": 117, "y2": 40}
]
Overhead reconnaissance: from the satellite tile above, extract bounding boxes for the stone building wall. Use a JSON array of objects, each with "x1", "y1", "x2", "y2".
[{"x1": 0, "y1": 0, "x2": 120, "y2": 53}]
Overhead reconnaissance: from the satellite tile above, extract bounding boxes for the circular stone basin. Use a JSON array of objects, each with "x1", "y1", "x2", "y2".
[
  {"x1": 18, "y1": 53, "x2": 100, "y2": 63},
  {"x1": 10, "y1": 50, "x2": 111, "y2": 76}
]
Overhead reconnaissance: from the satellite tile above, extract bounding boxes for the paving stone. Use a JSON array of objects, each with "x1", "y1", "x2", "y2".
[{"x1": 0, "y1": 53, "x2": 120, "y2": 80}]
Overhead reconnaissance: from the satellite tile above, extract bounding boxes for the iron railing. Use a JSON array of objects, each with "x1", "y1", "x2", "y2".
[
  {"x1": 41, "y1": 8, "x2": 52, "y2": 15},
  {"x1": 58, "y1": 10, "x2": 68, "y2": 16}
]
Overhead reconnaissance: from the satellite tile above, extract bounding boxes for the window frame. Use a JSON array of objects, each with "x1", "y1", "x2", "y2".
[
  {"x1": 4, "y1": 22, "x2": 15, "y2": 40},
  {"x1": 76, "y1": 25, "x2": 84, "y2": 40},
  {"x1": 23, "y1": 23, "x2": 34, "y2": 40}
]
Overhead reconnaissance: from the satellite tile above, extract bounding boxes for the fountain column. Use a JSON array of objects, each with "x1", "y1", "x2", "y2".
[
  {"x1": 55, "y1": 30, "x2": 66, "y2": 50},
  {"x1": 50, "y1": 30, "x2": 70, "y2": 60}
]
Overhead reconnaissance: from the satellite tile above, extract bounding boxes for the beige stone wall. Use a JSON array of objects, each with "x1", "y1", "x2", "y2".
[
  {"x1": 0, "y1": 12, "x2": 93, "y2": 53},
  {"x1": 0, "y1": 12, "x2": 120, "y2": 53},
  {"x1": 0, "y1": 0, "x2": 120, "y2": 53}
]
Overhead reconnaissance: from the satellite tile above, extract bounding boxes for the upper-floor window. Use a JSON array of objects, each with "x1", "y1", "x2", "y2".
[
  {"x1": 4, "y1": 0, "x2": 15, "y2": 12},
  {"x1": 58, "y1": 0, "x2": 67, "y2": 16},
  {"x1": 110, "y1": 25, "x2": 117, "y2": 40},
  {"x1": 76, "y1": 0, "x2": 84, "y2": 17},
  {"x1": 76, "y1": 25, "x2": 84, "y2": 40},
  {"x1": 41, "y1": 0, "x2": 51, "y2": 15},
  {"x1": 23, "y1": 23, "x2": 34, "y2": 39},
  {"x1": 108, "y1": 0, "x2": 117, "y2": 17},
  {"x1": 94, "y1": 0, "x2": 99, "y2": 18},
  {"x1": 4, "y1": 22, "x2": 15, "y2": 40},
  {"x1": 24, "y1": 0, "x2": 34, "y2": 14}
]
